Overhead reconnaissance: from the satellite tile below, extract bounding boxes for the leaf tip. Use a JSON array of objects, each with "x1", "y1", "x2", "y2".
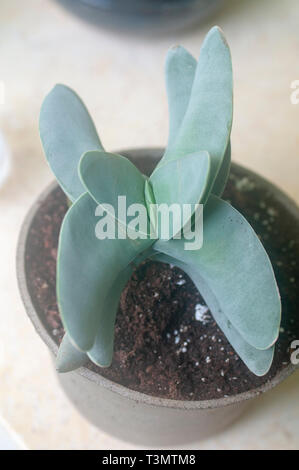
[
  {"x1": 165, "y1": 44, "x2": 195, "y2": 67},
  {"x1": 87, "y1": 352, "x2": 112, "y2": 369},
  {"x1": 207, "y1": 25, "x2": 228, "y2": 46}
]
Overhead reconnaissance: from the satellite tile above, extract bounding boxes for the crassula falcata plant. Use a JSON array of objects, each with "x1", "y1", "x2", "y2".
[{"x1": 39, "y1": 26, "x2": 281, "y2": 377}]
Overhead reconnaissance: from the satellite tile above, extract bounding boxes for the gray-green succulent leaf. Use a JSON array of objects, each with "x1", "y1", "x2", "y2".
[
  {"x1": 153, "y1": 253, "x2": 274, "y2": 376},
  {"x1": 165, "y1": 45, "x2": 197, "y2": 151},
  {"x1": 79, "y1": 150, "x2": 151, "y2": 240},
  {"x1": 154, "y1": 195, "x2": 281, "y2": 352},
  {"x1": 56, "y1": 333, "x2": 88, "y2": 373},
  {"x1": 162, "y1": 26, "x2": 233, "y2": 202},
  {"x1": 211, "y1": 142, "x2": 231, "y2": 198},
  {"x1": 87, "y1": 266, "x2": 133, "y2": 367},
  {"x1": 40, "y1": 84, "x2": 104, "y2": 202},
  {"x1": 149, "y1": 151, "x2": 211, "y2": 239},
  {"x1": 57, "y1": 192, "x2": 153, "y2": 352}
]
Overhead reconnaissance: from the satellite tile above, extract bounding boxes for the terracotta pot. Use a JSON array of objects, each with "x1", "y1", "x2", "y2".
[{"x1": 17, "y1": 148, "x2": 299, "y2": 446}]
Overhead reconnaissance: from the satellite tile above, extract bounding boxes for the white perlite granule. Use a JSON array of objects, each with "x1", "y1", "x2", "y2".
[
  {"x1": 174, "y1": 335, "x2": 180, "y2": 344},
  {"x1": 194, "y1": 303, "x2": 210, "y2": 324}
]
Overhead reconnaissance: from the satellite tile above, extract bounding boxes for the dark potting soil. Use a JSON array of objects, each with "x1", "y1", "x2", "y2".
[{"x1": 25, "y1": 166, "x2": 299, "y2": 400}]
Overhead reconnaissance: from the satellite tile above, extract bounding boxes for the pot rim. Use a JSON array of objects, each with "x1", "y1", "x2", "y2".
[{"x1": 17, "y1": 147, "x2": 299, "y2": 411}]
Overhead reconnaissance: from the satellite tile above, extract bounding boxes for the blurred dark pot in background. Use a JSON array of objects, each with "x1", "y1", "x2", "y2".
[{"x1": 55, "y1": 0, "x2": 224, "y2": 33}]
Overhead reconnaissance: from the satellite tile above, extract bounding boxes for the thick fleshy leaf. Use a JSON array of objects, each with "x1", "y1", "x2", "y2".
[
  {"x1": 184, "y1": 267, "x2": 275, "y2": 376},
  {"x1": 152, "y1": 253, "x2": 274, "y2": 376},
  {"x1": 87, "y1": 266, "x2": 132, "y2": 367},
  {"x1": 57, "y1": 192, "x2": 153, "y2": 351},
  {"x1": 165, "y1": 46, "x2": 197, "y2": 150},
  {"x1": 40, "y1": 84, "x2": 103, "y2": 201},
  {"x1": 163, "y1": 40, "x2": 231, "y2": 201},
  {"x1": 150, "y1": 151, "x2": 210, "y2": 205},
  {"x1": 154, "y1": 195, "x2": 281, "y2": 350},
  {"x1": 149, "y1": 151, "x2": 210, "y2": 238},
  {"x1": 211, "y1": 141, "x2": 231, "y2": 198},
  {"x1": 159, "y1": 27, "x2": 233, "y2": 198},
  {"x1": 79, "y1": 150, "x2": 148, "y2": 237},
  {"x1": 88, "y1": 247, "x2": 157, "y2": 367},
  {"x1": 56, "y1": 333, "x2": 88, "y2": 373}
]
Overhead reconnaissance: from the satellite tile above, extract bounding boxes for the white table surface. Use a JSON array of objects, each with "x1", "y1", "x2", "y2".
[{"x1": 0, "y1": 0, "x2": 298, "y2": 450}]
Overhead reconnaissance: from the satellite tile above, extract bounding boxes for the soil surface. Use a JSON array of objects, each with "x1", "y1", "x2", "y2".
[{"x1": 25, "y1": 166, "x2": 299, "y2": 400}]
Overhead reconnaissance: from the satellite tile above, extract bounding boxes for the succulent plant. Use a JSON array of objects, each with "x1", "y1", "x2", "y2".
[{"x1": 39, "y1": 26, "x2": 281, "y2": 377}]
